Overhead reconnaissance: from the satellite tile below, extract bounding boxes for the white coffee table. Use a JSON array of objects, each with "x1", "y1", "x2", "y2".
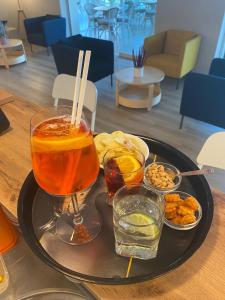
[
  {"x1": 0, "y1": 39, "x2": 27, "y2": 69},
  {"x1": 115, "y1": 66, "x2": 165, "y2": 111}
]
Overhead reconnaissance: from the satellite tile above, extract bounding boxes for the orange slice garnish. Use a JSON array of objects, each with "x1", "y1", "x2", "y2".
[
  {"x1": 31, "y1": 133, "x2": 93, "y2": 152},
  {"x1": 114, "y1": 154, "x2": 142, "y2": 182}
]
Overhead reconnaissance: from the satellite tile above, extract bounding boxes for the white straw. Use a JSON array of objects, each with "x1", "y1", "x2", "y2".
[
  {"x1": 71, "y1": 50, "x2": 84, "y2": 124},
  {"x1": 75, "y1": 50, "x2": 91, "y2": 128}
]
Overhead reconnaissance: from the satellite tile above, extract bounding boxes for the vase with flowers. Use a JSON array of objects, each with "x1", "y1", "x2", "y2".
[{"x1": 132, "y1": 46, "x2": 145, "y2": 78}]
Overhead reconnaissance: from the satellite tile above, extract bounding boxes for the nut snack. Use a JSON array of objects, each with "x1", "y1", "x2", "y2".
[{"x1": 145, "y1": 163, "x2": 175, "y2": 189}]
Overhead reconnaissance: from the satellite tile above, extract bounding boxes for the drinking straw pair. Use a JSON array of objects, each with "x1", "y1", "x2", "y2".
[{"x1": 71, "y1": 50, "x2": 91, "y2": 126}]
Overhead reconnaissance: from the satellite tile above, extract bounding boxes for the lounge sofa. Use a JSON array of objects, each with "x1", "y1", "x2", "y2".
[
  {"x1": 24, "y1": 15, "x2": 66, "y2": 54},
  {"x1": 52, "y1": 35, "x2": 114, "y2": 84},
  {"x1": 144, "y1": 30, "x2": 201, "y2": 88},
  {"x1": 180, "y1": 58, "x2": 225, "y2": 129}
]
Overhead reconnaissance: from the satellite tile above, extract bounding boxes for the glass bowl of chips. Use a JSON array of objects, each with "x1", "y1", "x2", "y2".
[
  {"x1": 164, "y1": 191, "x2": 202, "y2": 230},
  {"x1": 94, "y1": 131, "x2": 149, "y2": 167}
]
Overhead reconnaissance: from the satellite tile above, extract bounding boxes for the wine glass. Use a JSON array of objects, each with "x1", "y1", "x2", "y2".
[{"x1": 30, "y1": 106, "x2": 101, "y2": 245}]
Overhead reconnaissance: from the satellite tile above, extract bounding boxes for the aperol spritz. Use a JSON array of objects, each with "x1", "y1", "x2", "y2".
[
  {"x1": 30, "y1": 106, "x2": 100, "y2": 245},
  {"x1": 31, "y1": 117, "x2": 99, "y2": 195},
  {"x1": 103, "y1": 148, "x2": 145, "y2": 205}
]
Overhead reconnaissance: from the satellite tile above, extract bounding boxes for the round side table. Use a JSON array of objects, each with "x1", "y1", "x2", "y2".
[
  {"x1": 0, "y1": 39, "x2": 27, "y2": 69},
  {"x1": 115, "y1": 66, "x2": 165, "y2": 111}
]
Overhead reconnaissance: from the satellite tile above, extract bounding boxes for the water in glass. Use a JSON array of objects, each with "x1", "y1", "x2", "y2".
[{"x1": 113, "y1": 185, "x2": 164, "y2": 260}]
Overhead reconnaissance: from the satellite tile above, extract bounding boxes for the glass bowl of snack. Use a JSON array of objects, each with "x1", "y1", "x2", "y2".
[
  {"x1": 164, "y1": 191, "x2": 202, "y2": 230},
  {"x1": 144, "y1": 162, "x2": 182, "y2": 194}
]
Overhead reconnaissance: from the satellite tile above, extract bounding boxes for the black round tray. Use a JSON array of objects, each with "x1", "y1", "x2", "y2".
[{"x1": 18, "y1": 136, "x2": 214, "y2": 285}]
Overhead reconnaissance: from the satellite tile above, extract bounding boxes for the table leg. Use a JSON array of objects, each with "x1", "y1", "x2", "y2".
[
  {"x1": 154, "y1": 83, "x2": 160, "y2": 95},
  {"x1": 147, "y1": 84, "x2": 154, "y2": 111},
  {"x1": 1, "y1": 49, "x2": 9, "y2": 69},
  {"x1": 116, "y1": 80, "x2": 119, "y2": 106},
  {"x1": 21, "y1": 42, "x2": 27, "y2": 62}
]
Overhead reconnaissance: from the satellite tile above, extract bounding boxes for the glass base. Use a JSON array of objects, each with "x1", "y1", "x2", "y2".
[
  {"x1": 115, "y1": 241, "x2": 159, "y2": 260},
  {"x1": 38, "y1": 216, "x2": 57, "y2": 232},
  {"x1": 56, "y1": 211, "x2": 101, "y2": 245}
]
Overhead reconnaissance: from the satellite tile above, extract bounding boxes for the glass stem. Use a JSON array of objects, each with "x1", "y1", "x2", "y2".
[{"x1": 71, "y1": 194, "x2": 83, "y2": 225}]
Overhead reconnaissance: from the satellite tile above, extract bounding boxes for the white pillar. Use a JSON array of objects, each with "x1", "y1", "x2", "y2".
[
  {"x1": 59, "y1": 0, "x2": 80, "y2": 36},
  {"x1": 214, "y1": 12, "x2": 225, "y2": 58}
]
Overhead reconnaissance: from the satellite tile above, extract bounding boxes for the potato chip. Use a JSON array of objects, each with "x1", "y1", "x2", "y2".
[
  {"x1": 94, "y1": 132, "x2": 111, "y2": 142},
  {"x1": 94, "y1": 131, "x2": 149, "y2": 165},
  {"x1": 111, "y1": 131, "x2": 125, "y2": 138}
]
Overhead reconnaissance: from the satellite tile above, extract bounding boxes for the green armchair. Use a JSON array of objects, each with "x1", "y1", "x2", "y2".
[{"x1": 144, "y1": 30, "x2": 201, "y2": 88}]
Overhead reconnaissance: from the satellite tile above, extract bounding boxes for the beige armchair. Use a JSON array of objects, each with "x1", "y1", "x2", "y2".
[{"x1": 144, "y1": 30, "x2": 201, "y2": 88}]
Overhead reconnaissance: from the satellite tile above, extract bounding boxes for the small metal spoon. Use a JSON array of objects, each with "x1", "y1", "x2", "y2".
[
  {"x1": 180, "y1": 168, "x2": 214, "y2": 177},
  {"x1": 168, "y1": 168, "x2": 214, "y2": 180}
]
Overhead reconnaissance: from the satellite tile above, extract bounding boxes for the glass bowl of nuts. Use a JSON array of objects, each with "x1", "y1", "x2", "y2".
[
  {"x1": 164, "y1": 191, "x2": 202, "y2": 230},
  {"x1": 144, "y1": 162, "x2": 182, "y2": 194}
]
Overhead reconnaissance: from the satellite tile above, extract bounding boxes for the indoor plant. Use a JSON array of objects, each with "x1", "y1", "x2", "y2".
[{"x1": 132, "y1": 46, "x2": 145, "y2": 77}]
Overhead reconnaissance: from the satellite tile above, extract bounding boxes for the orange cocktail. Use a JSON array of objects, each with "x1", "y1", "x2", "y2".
[
  {"x1": 0, "y1": 205, "x2": 17, "y2": 254},
  {"x1": 31, "y1": 116, "x2": 99, "y2": 196},
  {"x1": 103, "y1": 148, "x2": 145, "y2": 206}
]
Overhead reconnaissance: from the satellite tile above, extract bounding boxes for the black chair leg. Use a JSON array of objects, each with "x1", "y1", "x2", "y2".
[
  {"x1": 110, "y1": 74, "x2": 113, "y2": 87},
  {"x1": 30, "y1": 43, "x2": 33, "y2": 52},
  {"x1": 176, "y1": 78, "x2": 180, "y2": 90},
  {"x1": 179, "y1": 115, "x2": 184, "y2": 129}
]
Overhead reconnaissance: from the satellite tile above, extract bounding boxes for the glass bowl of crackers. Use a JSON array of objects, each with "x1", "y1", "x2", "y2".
[
  {"x1": 164, "y1": 191, "x2": 202, "y2": 230},
  {"x1": 144, "y1": 162, "x2": 182, "y2": 194}
]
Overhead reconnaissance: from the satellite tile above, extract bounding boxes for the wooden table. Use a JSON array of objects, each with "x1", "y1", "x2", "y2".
[
  {"x1": 94, "y1": 6, "x2": 111, "y2": 12},
  {"x1": 1, "y1": 96, "x2": 225, "y2": 299},
  {"x1": 85, "y1": 190, "x2": 225, "y2": 299},
  {"x1": 94, "y1": 6, "x2": 119, "y2": 12},
  {"x1": 115, "y1": 66, "x2": 164, "y2": 111},
  {"x1": 0, "y1": 96, "x2": 40, "y2": 216}
]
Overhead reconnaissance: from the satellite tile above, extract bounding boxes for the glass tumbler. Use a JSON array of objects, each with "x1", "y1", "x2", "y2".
[
  {"x1": 103, "y1": 147, "x2": 145, "y2": 206},
  {"x1": 113, "y1": 184, "x2": 164, "y2": 260}
]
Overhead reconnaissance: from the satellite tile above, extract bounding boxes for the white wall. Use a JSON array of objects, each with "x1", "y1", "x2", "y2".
[
  {"x1": 59, "y1": 0, "x2": 80, "y2": 36},
  {"x1": 0, "y1": 0, "x2": 17, "y2": 27},
  {"x1": 0, "y1": 0, "x2": 60, "y2": 32},
  {"x1": 155, "y1": 0, "x2": 225, "y2": 73},
  {"x1": 22, "y1": 0, "x2": 60, "y2": 17},
  {"x1": 0, "y1": 0, "x2": 80, "y2": 37}
]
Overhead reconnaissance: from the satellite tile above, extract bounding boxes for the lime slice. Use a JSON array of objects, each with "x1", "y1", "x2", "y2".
[{"x1": 123, "y1": 213, "x2": 159, "y2": 237}]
